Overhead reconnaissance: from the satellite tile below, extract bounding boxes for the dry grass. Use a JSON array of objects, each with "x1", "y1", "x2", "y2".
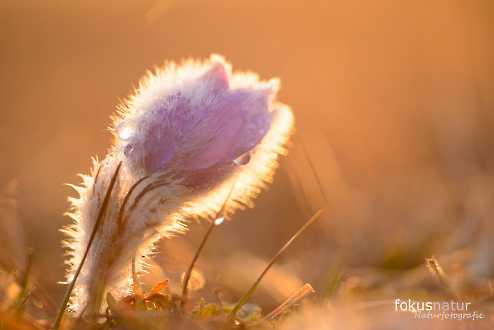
[{"x1": 2, "y1": 1, "x2": 494, "y2": 329}]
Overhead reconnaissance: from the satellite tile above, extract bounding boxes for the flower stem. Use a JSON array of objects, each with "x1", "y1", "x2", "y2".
[{"x1": 53, "y1": 162, "x2": 122, "y2": 330}]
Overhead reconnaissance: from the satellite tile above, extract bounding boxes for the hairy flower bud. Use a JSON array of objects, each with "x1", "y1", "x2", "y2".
[{"x1": 62, "y1": 55, "x2": 294, "y2": 315}]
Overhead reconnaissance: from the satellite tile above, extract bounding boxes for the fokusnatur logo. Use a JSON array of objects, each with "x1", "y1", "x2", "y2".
[{"x1": 394, "y1": 299, "x2": 486, "y2": 321}]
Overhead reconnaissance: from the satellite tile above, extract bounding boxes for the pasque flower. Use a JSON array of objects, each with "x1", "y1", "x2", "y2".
[{"x1": 62, "y1": 55, "x2": 294, "y2": 315}]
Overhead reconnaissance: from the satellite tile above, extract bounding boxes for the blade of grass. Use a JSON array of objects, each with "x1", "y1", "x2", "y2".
[
  {"x1": 228, "y1": 209, "x2": 324, "y2": 320},
  {"x1": 299, "y1": 139, "x2": 329, "y2": 204},
  {"x1": 53, "y1": 162, "x2": 122, "y2": 330},
  {"x1": 181, "y1": 183, "x2": 236, "y2": 308},
  {"x1": 262, "y1": 283, "x2": 315, "y2": 322},
  {"x1": 180, "y1": 220, "x2": 216, "y2": 309},
  {"x1": 10, "y1": 251, "x2": 33, "y2": 313},
  {"x1": 425, "y1": 256, "x2": 458, "y2": 298},
  {"x1": 323, "y1": 263, "x2": 343, "y2": 299}
]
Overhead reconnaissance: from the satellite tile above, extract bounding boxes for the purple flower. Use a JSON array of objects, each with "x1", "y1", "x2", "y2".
[
  {"x1": 63, "y1": 55, "x2": 294, "y2": 315},
  {"x1": 115, "y1": 55, "x2": 282, "y2": 177}
]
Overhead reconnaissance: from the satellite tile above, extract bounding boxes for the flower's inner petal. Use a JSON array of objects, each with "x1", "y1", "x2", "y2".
[
  {"x1": 186, "y1": 112, "x2": 245, "y2": 170},
  {"x1": 221, "y1": 89, "x2": 272, "y2": 160}
]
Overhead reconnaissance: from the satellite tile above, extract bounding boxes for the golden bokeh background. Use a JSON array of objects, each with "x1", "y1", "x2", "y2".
[{"x1": 1, "y1": 0, "x2": 494, "y2": 318}]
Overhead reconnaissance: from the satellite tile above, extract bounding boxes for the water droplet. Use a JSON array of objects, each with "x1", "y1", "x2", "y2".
[
  {"x1": 233, "y1": 152, "x2": 251, "y2": 165},
  {"x1": 117, "y1": 124, "x2": 134, "y2": 141},
  {"x1": 214, "y1": 217, "x2": 224, "y2": 226}
]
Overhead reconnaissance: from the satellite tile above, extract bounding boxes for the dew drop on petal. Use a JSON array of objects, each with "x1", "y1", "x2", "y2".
[
  {"x1": 233, "y1": 152, "x2": 251, "y2": 166},
  {"x1": 117, "y1": 124, "x2": 134, "y2": 141}
]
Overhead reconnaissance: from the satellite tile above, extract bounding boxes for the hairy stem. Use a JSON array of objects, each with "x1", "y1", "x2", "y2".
[{"x1": 53, "y1": 162, "x2": 122, "y2": 329}]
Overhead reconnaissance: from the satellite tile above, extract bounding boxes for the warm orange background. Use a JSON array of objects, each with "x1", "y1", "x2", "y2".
[{"x1": 1, "y1": 0, "x2": 494, "y2": 312}]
